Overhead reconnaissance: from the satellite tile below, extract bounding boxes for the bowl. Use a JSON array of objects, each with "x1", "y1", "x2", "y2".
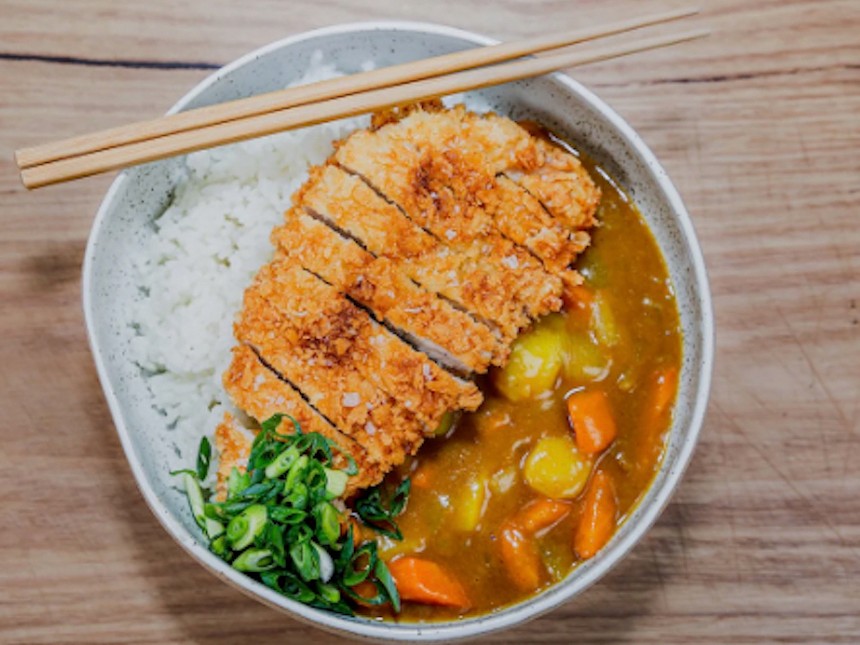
[{"x1": 83, "y1": 20, "x2": 714, "y2": 642}]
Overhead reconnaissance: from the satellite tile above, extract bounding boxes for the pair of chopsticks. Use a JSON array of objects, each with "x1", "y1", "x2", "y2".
[{"x1": 16, "y1": 9, "x2": 705, "y2": 189}]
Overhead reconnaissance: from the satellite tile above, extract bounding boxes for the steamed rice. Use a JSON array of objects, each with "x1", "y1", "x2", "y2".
[{"x1": 130, "y1": 55, "x2": 371, "y2": 444}]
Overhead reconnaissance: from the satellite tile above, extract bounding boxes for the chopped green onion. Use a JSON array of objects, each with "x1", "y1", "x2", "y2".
[
  {"x1": 354, "y1": 478, "x2": 411, "y2": 540},
  {"x1": 313, "y1": 542, "x2": 335, "y2": 583},
  {"x1": 180, "y1": 472, "x2": 206, "y2": 530},
  {"x1": 324, "y1": 468, "x2": 349, "y2": 499},
  {"x1": 290, "y1": 541, "x2": 320, "y2": 582},
  {"x1": 226, "y1": 467, "x2": 250, "y2": 499},
  {"x1": 196, "y1": 436, "x2": 212, "y2": 481},
  {"x1": 284, "y1": 455, "x2": 309, "y2": 493},
  {"x1": 210, "y1": 535, "x2": 228, "y2": 557},
  {"x1": 374, "y1": 558, "x2": 401, "y2": 613},
  {"x1": 227, "y1": 504, "x2": 267, "y2": 551},
  {"x1": 269, "y1": 506, "x2": 306, "y2": 525},
  {"x1": 317, "y1": 582, "x2": 341, "y2": 604},
  {"x1": 314, "y1": 502, "x2": 341, "y2": 547},
  {"x1": 265, "y1": 445, "x2": 299, "y2": 479},
  {"x1": 172, "y1": 414, "x2": 408, "y2": 617},
  {"x1": 205, "y1": 518, "x2": 224, "y2": 540},
  {"x1": 284, "y1": 482, "x2": 309, "y2": 510},
  {"x1": 233, "y1": 548, "x2": 275, "y2": 572}
]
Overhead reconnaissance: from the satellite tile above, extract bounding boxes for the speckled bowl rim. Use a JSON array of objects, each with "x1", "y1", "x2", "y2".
[{"x1": 83, "y1": 20, "x2": 714, "y2": 643}]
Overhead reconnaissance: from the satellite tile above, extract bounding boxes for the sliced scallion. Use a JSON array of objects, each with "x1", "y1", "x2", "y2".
[
  {"x1": 233, "y1": 548, "x2": 275, "y2": 572},
  {"x1": 227, "y1": 504, "x2": 267, "y2": 551}
]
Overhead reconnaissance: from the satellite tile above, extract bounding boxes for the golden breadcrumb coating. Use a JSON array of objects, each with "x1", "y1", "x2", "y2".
[
  {"x1": 223, "y1": 345, "x2": 380, "y2": 493},
  {"x1": 244, "y1": 261, "x2": 481, "y2": 419},
  {"x1": 296, "y1": 164, "x2": 559, "y2": 341},
  {"x1": 272, "y1": 210, "x2": 507, "y2": 372},
  {"x1": 335, "y1": 104, "x2": 599, "y2": 266},
  {"x1": 216, "y1": 104, "x2": 602, "y2": 495},
  {"x1": 235, "y1": 266, "x2": 425, "y2": 470},
  {"x1": 213, "y1": 412, "x2": 252, "y2": 502}
]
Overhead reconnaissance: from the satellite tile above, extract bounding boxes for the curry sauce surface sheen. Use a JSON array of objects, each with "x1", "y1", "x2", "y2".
[{"x1": 359, "y1": 146, "x2": 683, "y2": 621}]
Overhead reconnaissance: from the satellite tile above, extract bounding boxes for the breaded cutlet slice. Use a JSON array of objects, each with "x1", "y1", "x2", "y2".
[
  {"x1": 332, "y1": 138, "x2": 568, "y2": 313},
  {"x1": 505, "y1": 136, "x2": 601, "y2": 233},
  {"x1": 236, "y1": 276, "x2": 425, "y2": 472},
  {"x1": 432, "y1": 107, "x2": 601, "y2": 231},
  {"x1": 481, "y1": 175, "x2": 590, "y2": 281},
  {"x1": 223, "y1": 344, "x2": 380, "y2": 492},
  {"x1": 242, "y1": 261, "x2": 482, "y2": 422},
  {"x1": 335, "y1": 105, "x2": 597, "y2": 273},
  {"x1": 335, "y1": 105, "x2": 600, "y2": 242},
  {"x1": 336, "y1": 116, "x2": 574, "y2": 280},
  {"x1": 296, "y1": 164, "x2": 560, "y2": 342},
  {"x1": 213, "y1": 412, "x2": 252, "y2": 502},
  {"x1": 235, "y1": 262, "x2": 483, "y2": 474},
  {"x1": 271, "y1": 210, "x2": 507, "y2": 373}
]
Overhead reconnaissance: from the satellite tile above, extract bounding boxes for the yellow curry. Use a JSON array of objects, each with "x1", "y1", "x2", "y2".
[{"x1": 359, "y1": 145, "x2": 682, "y2": 620}]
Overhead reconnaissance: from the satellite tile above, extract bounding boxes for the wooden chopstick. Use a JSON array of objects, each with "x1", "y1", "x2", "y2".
[
  {"x1": 16, "y1": 8, "x2": 697, "y2": 171},
  {"x1": 19, "y1": 28, "x2": 708, "y2": 189}
]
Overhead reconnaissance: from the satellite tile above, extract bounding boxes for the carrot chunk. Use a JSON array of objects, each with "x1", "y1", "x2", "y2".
[
  {"x1": 635, "y1": 367, "x2": 679, "y2": 474},
  {"x1": 574, "y1": 471, "x2": 617, "y2": 559},
  {"x1": 411, "y1": 463, "x2": 434, "y2": 489},
  {"x1": 567, "y1": 389, "x2": 617, "y2": 455},
  {"x1": 515, "y1": 498, "x2": 572, "y2": 534},
  {"x1": 499, "y1": 522, "x2": 542, "y2": 591},
  {"x1": 651, "y1": 367, "x2": 679, "y2": 418},
  {"x1": 562, "y1": 284, "x2": 594, "y2": 313},
  {"x1": 388, "y1": 557, "x2": 471, "y2": 609}
]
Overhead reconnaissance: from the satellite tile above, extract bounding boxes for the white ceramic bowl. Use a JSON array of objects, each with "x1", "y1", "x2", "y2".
[{"x1": 84, "y1": 21, "x2": 713, "y2": 642}]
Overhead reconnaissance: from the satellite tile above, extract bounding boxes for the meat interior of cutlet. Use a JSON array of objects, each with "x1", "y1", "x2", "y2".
[{"x1": 219, "y1": 104, "x2": 601, "y2": 494}]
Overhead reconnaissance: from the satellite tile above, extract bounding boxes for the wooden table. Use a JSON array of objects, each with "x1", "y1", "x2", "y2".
[{"x1": 2, "y1": 0, "x2": 858, "y2": 642}]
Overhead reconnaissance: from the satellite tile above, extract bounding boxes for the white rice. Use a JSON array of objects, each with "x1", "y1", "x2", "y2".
[
  {"x1": 130, "y1": 54, "x2": 371, "y2": 442},
  {"x1": 129, "y1": 53, "x2": 492, "y2": 456}
]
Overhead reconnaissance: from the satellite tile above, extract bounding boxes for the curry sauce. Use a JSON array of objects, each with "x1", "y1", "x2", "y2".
[{"x1": 359, "y1": 147, "x2": 683, "y2": 621}]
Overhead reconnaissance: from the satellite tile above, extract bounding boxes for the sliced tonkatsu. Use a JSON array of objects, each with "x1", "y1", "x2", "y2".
[
  {"x1": 212, "y1": 412, "x2": 252, "y2": 502},
  {"x1": 215, "y1": 104, "x2": 602, "y2": 495},
  {"x1": 235, "y1": 262, "x2": 483, "y2": 471},
  {"x1": 223, "y1": 344, "x2": 380, "y2": 492},
  {"x1": 335, "y1": 104, "x2": 599, "y2": 275},
  {"x1": 382, "y1": 105, "x2": 601, "y2": 231},
  {"x1": 271, "y1": 210, "x2": 507, "y2": 374},
  {"x1": 295, "y1": 164, "x2": 560, "y2": 342},
  {"x1": 236, "y1": 268, "x2": 426, "y2": 472}
]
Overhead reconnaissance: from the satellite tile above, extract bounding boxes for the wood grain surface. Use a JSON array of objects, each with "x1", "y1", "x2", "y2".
[{"x1": 1, "y1": 0, "x2": 858, "y2": 642}]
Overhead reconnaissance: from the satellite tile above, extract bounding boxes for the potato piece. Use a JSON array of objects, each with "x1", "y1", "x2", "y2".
[
  {"x1": 523, "y1": 436, "x2": 592, "y2": 499},
  {"x1": 493, "y1": 319, "x2": 565, "y2": 401},
  {"x1": 591, "y1": 291, "x2": 621, "y2": 347},
  {"x1": 563, "y1": 332, "x2": 610, "y2": 383},
  {"x1": 490, "y1": 465, "x2": 518, "y2": 495},
  {"x1": 452, "y1": 475, "x2": 487, "y2": 532}
]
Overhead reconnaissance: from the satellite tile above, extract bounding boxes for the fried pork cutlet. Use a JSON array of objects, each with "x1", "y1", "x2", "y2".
[
  {"x1": 387, "y1": 105, "x2": 601, "y2": 231},
  {"x1": 212, "y1": 412, "x2": 252, "y2": 502},
  {"x1": 215, "y1": 104, "x2": 602, "y2": 496},
  {"x1": 236, "y1": 262, "x2": 482, "y2": 465},
  {"x1": 223, "y1": 344, "x2": 380, "y2": 493},
  {"x1": 296, "y1": 164, "x2": 561, "y2": 342},
  {"x1": 236, "y1": 278, "x2": 424, "y2": 471},
  {"x1": 335, "y1": 105, "x2": 599, "y2": 275},
  {"x1": 271, "y1": 210, "x2": 507, "y2": 374}
]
